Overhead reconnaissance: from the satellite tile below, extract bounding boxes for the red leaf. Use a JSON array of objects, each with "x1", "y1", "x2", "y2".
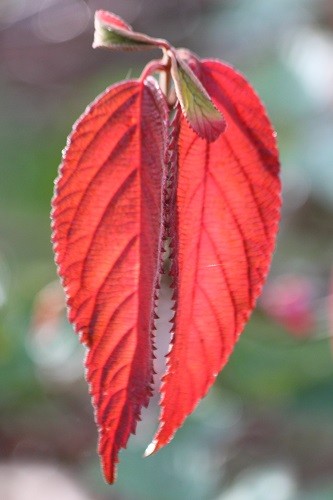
[
  {"x1": 52, "y1": 78, "x2": 168, "y2": 482},
  {"x1": 95, "y1": 10, "x2": 134, "y2": 31},
  {"x1": 147, "y1": 60, "x2": 281, "y2": 454}
]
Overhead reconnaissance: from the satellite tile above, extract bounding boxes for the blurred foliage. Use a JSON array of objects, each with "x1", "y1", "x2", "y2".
[{"x1": 0, "y1": 1, "x2": 333, "y2": 499}]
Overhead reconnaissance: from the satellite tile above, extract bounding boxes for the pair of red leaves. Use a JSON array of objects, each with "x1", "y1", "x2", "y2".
[{"x1": 51, "y1": 11, "x2": 281, "y2": 483}]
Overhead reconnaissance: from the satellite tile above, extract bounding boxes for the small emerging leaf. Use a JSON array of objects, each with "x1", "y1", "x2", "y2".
[
  {"x1": 94, "y1": 10, "x2": 168, "y2": 51},
  {"x1": 170, "y1": 51, "x2": 226, "y2": 142}
]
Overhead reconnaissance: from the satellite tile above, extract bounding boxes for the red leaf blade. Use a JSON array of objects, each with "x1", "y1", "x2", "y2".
[
  {"x1": 147, "y1": 59, "x2": 281, "y2": 454},
  {"x1": 52, "y1": 78, "x2": 168, "y2": 482}
]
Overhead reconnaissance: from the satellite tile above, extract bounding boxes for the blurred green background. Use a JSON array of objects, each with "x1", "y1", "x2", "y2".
[{"x1": 1, "y1": 1, "x2": 333, "y2": 499}]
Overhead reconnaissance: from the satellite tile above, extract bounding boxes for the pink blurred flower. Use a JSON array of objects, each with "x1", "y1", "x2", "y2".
[{"x1": 260, "y1": 274, "x2": 316, "y2": 337}]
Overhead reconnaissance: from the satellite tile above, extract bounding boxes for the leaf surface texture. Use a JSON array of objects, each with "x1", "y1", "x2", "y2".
[
  {"x1": 148, "y1": 59, "x2": 281, "y2": 453},
  {"x1": 52, "y1": 78, "x2": 168, "y2": 482}
]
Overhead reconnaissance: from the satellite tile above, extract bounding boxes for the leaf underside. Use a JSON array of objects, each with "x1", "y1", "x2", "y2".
[
  {"x1": 147, "y1": 59, "x2": 281, "y2": 454},
  {"x1": 171, "y1": 55, "x2": 226, "y2": 142},
  {"x1": 52, "y1": 78, "x2": 168, "y2": 483},
  {"x1": 94, "y1": 10, "x2": 163, "y2": 51}
]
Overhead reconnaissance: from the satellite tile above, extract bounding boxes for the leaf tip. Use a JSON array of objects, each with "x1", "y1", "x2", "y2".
[
  {"x1": 143, "y1": 441, "x2": 158, "y2": 457},
  {"x1": 92, "y1": 11, "x2": 107, "y2": 49},
  {"x1": 193, "y1": 110, "x2": 227, "y2": 142}
]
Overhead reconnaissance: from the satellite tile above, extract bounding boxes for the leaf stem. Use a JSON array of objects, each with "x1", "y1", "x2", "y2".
[
  {"x1": 140, "y1": 59, "x2": 167, "y2": 82},
  {"x1": 158, "y1": 51, "x2": 172, "y2": 99},
  {"x1": 140, "y1": 54, "x2": 173, "y2": 105}
]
